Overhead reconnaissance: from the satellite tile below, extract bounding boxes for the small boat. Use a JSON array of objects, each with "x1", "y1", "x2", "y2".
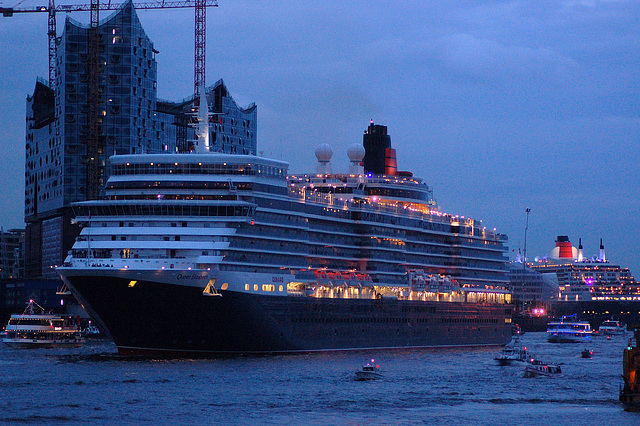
[
  {"x1": 524, "y1": 359, "x2": 562, "y2": 378},
  {"x1": 2, "y1": 299, "x2": 85, "y2": 348},
  {"x1": 620, "y1": 326, "x2": 640, "y2": 407},
  {"x1": 81, "y1": 322, "x2": 103, "y2": 339},
  {"x1": 599, "y1": 319, "x2": 627, "y2": 336},
  {"x1": 547, "y1": 315, "x2": 592, "y2": 343},
  {"x1": 494, "y1": 338, "x2": 530, "y2": 365},
  {"x1": 355, "y1": 359, "x2": 383, "y2": 381},
  {"x1": 512, "y1": 323, "x2": 525, "y2": 336},
  {"x1": 581, "y1": 348, "x2": 593, "y2": 358}
]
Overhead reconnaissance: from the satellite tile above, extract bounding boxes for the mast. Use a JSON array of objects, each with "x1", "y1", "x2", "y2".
[{"x1": 522, "y1": 207, "x2": 530, "y2": 314}]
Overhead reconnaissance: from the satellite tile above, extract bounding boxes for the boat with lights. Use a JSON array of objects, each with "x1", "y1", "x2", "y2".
[
  {"x1": 355, "y1": 359, "x2": 383, "y2": 380},
  {"x1": 599, "y1": 319, "x2": 627, "y2": 336},
  {"x1": 494, "y1": 337, "x2": 530, "y2": 365},
  {"x1": 58, "y1": 116, "x2": 512, "y2": 357},
  {"x1": 523, "y1": 359, "x2": 562, "y2": 378},
  {"x1": 2, "y1": 300, "x2": 84, "y2": 348},
  {"x1": 547, "y1": 315, "x2": 592, "y2": 343}
]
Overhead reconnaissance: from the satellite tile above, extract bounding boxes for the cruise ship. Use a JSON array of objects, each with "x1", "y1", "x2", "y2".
[{"x1": 58, "y1": 117, "x2": 513, "y2": 356}]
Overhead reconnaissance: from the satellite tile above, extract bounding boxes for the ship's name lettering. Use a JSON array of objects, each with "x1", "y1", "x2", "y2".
[
  {"x1": 272, "y1": 276, "x2": 284, "y2": 283},
  {"x1": 176, "y1": 274, "x2": 207, "y2": 280}
]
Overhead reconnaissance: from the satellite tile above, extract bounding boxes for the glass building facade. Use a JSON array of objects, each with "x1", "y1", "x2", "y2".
[{"x1": 24, "y1": 2, "x2": 258, "y2": 278}]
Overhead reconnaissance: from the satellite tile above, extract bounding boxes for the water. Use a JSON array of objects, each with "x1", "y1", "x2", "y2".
[{"x1": 0, "y1": 332, "x2": 638, "y2": 425}]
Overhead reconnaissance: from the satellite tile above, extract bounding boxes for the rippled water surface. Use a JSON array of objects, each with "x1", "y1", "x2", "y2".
[{"x1": 1, "y1": 332, "x2": 638, "y2": 424}]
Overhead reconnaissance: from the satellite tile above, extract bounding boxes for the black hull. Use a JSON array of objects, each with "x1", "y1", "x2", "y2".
[{"x1": 66, "y1": 275, "x2": 513, "y2": 357}]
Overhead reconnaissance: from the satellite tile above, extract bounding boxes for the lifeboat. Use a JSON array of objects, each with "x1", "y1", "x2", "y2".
[
  {"x1": 342, "y1": 272, "x2": 356, "y2": 281},
  {"x1": 313, "y1": 270, "x2": 327, "y2": 279},
  {"x1": 326, "y1": 271, "x2": 343, "y2": 280}
]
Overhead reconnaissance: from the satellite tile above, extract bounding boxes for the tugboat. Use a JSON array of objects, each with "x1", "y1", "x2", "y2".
[
  {"x1": 355, "y1": 359, "x2": 383, "y2": 381},
  {"x1": 620, "y1": 325, "x2": 640, "y2": 408},
  {"x1": 2, "y1": 300, "x2": 85, "y2": 348}
]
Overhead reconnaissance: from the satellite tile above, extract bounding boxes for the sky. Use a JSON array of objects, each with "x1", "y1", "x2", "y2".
[{"x1": 0, "y1": 1, "x2": 638, "y2": 275}]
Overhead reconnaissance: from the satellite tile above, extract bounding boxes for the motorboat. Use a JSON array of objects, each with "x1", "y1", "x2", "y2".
[
  {"x1": 355, "y1": 359, "x2": 383, "y2": 381},
  {"x1": 2, "y1": 300, "x2": 85, "y2": 348},
  {"x1": 581, "y1": 348, "x2": 593, "y2": 358},
  {"x1": 494, "y1": 338, "x2": 530, "y2": 365},
  {"x1": 82, "y1": 323, "x2": 103, "y2": 339},
  {"x1": 523, "y1": 359, "x2": 562, "y2": 378},
  {"x1": 547, "y1": 315, "x2": 592, "y2": 343},
  {"x1": 599, "y1": 319, "x2": 627, "y2": 336}
]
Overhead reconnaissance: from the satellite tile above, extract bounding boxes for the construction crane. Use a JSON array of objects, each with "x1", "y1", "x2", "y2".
[
  {"x1": 2, "y1": 0, "x2": 218, "y2": 199},
  {"x1": 1, "y1": 0, "x2": 217, "y2": 94}
]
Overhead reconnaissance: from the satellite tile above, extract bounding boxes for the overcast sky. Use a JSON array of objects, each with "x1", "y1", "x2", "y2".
[{"x1": 1, "y1": 1, "x2": 638, "y2": 275}]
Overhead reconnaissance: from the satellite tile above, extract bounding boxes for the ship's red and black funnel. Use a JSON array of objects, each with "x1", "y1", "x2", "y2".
[
  {"x1": 555, "y1": 235, "x2": 573, "y2": 259},
  {"x1": 363, "y1": 121, "x2": 396, "y2": 175}
]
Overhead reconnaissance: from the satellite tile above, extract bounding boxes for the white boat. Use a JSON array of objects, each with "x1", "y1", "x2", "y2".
[
  {"x1": 82, "y1": 323, "x2": 103, "y2": 338},
  {"x1": 355, "y1": 360, "x2": 383, "y2": 380},
  {"x1": 2, "y1": 300, "x2": 85, "y2": 348},
  {"x1": 523, "y1": 359, "x2": 562, "y2": 378},
  {"x1": 494, "y1": 338, "x2": 531, "y2": 365},
  {"x1": 547, "y1": 316, "x2": 592, "y2": 343},
  {"x1": 598, "y1": 319, "x2": 627, "y2": 336}
]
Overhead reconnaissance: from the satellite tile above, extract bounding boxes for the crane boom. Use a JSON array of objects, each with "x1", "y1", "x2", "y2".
[
  {"x1": 3, "y1": 0, "x2": 218, "y2": 200},
  {"x1": 1, "y1": 1, "x2": 218, "y2": 90},
  {"x1": 2, "y1": 1, "x2": 218, "y2": 15}
]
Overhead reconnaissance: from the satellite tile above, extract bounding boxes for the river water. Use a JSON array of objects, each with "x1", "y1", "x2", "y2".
[{"x1": 0, "y1": 332, "x2": 638, "y2": 425}]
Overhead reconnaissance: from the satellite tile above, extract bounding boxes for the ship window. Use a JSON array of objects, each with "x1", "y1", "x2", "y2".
[
  {"x1": 245, "y1": 284, "x2": 249, "y2": 291},
  {"x1": 253, "y1": 284, "x2": 258, "y2": 291},
  {"x1": 262, "y1": 284, "x2": 275, "y2": 292},
  {"x1": 221, "y1": 283, "x2": 228, "y2": 290},
  {"x1": 279, "y1": 285, "x2": 284, "y2": 292}
]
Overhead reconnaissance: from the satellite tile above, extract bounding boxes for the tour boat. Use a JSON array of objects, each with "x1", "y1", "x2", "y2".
[
  {"x1": 2, "y1": 300, "x2": 84, "y2": 348},
  {"x1": 547, "y1": 316, "x2": 592, "y2": 343}
]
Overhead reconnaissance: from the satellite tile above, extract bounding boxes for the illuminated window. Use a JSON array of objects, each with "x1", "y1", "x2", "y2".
[
  {"x1": 254, "y1": 284, "x2": 259, "y2": 291},
  {"x1": 279, "y1": 285, "x2": 284, "y2": 292},
  {"x1": 245, "y1": 284, "x2": 249, "y2": 291},
  {"x1": 262, "y1": 284, "x2": 275, "y2": 292}
]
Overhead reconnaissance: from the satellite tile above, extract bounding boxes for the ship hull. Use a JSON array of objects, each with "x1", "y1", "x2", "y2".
[{"x1": 61, "y1": 271, "x2": 512, "y2": 357}]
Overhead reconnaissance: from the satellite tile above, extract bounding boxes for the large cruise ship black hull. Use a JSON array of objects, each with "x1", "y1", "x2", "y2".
[{"x1": 65, "y1": 275, "x2": 513, "y2": 357}]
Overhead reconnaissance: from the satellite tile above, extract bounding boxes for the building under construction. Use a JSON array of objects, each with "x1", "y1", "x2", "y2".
[{"x1": 24, "y1": 1, "x2": 257, "y2": 278}]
